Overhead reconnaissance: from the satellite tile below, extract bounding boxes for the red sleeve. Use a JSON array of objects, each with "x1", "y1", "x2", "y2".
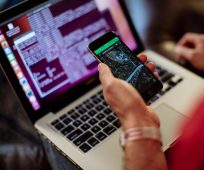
[{"x1": 170, "y1": 98, "x2": 204, "y2": 170}]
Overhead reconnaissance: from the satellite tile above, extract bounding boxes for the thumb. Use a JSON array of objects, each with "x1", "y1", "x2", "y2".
[
  {"x1": 175, "y1": 45, "x2": 194, "y2": 61},
  {"x1": 98, "y1": 63, "x2": 114, "y2": 87}
]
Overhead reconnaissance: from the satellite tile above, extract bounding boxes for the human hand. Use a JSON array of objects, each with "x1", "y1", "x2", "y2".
[
  {"x1": 175, "y1": 32, "x2": 204, "y2": 71},
  {"x1": 98, "y1": 54, "x2": 160, "y2": 130}
]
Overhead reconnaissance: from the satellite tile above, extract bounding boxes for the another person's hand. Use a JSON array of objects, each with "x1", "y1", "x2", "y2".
[
  {"x1": 175, "y1": 32, "x2": 204, "y2": 71},
  {"x1": 98, "y1": 54, "x2": 160, "y2": 130}
]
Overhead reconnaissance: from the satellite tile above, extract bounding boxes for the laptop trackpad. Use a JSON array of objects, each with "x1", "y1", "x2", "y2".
[{"x1": 154, "y1": 104, "x2": 187, "y2": 150}]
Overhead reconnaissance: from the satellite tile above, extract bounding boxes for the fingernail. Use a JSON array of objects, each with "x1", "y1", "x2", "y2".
[{"x1": 98, "y1": 63, "x2": 103, "y2": 72}]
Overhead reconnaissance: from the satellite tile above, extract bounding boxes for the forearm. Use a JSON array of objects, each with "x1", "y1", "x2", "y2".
[{"x1": 124, "y1": 140, "x2": 168, "y2": 170}]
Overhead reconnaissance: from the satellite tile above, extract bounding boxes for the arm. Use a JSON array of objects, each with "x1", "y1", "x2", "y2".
[{"x1": 98, "y1": 54, "x2": 167, "y2": 170}]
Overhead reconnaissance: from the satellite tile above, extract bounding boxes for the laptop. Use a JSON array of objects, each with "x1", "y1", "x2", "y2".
[{"x1": 0, "y1": 0, "x2": 204, "y2": 169}]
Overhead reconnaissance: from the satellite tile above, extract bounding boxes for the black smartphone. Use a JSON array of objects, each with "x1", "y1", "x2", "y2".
[{"x1": 87, "y1": 32, "x2": 163, "y2": 102}]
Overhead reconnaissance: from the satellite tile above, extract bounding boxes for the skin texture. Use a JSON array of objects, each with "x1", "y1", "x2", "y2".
[
  {"x1": 175, "y1": 32, "x2": 204, "y2": 71},
  {"x1": 98, "y1": 54, "x2": 167, "y2": 170}
]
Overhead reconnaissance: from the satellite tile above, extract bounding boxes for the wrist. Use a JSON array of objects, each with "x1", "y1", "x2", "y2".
[
  {"x1": 121, "y1": 111, "x2": 157, "y2": 130},
  {"x1": 120, "y1": 127, "x2": 162, "y2": 148}
]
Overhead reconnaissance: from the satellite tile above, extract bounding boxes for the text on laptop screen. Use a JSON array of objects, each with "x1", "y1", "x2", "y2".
[{"x1": 0, "y1": 0, "x2": 137, "y2": 111}]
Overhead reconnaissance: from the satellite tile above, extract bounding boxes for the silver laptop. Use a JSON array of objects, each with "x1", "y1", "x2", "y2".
[{"x1": 0, "y1": 0, "x2": 204, "y2": 169}]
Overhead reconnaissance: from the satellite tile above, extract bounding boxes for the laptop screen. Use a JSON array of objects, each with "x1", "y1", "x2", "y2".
[{"x1": 0, "y1": 0, "x2": 141, "y2": 112}]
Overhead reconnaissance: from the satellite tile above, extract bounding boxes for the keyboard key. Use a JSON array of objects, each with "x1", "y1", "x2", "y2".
[
  {"x1": 161, "y1": 73, "x2": 174, "y2": 82},
  {"x1": 63, "y1": 117, "x2": 72, "y2": 125},
  {"x1": 102, "y1": 101, "x2": 108, "y2": 106},
  {"x1": 98, "y1": 94, "x2": 104, "y2": 100},
  {"x1": 167, "y1": 80, "x2": 176, "y2": 86},
  {"x1": 177, "y1": 78, "x2": 183, "y2": 83},
  {"x1": 76, "y1": 104, "x2": 83, "y2": 110},
  {"x1": 95, "y1": 105, "x2": 104, "y2": 111},
  {"x1": 80, "y1": 115, "x2": 90, "y2": 122},
  {"x1": 81, "y1": 123, "x2": 90, "y2": 131},
  {"x1": 96, "y1": 113, "x2": 105, "y2": 120},
  {"x1": 61, "y1": 125, "x2": 74, "y2": 136},
  {"x1": 88, "y1": 137, "x2": 99, "y2": 147},
  {"x1": 91, "y1": 125, "x2": 101, "y2": 133},
  {"x1": 70, "y1": 112, "x2": 80, "y2": 120},
  {"x1": 103, "y1": 108, "x2": 112, "y2": 114},
  {"x1": 85, "y1": 103, "x2": 94, "y2": 109},
  {"x1": 95, "y1": 132, "x2": 107, "y2": 141},
  {"x1": 103, "y1": 125, "x2": 116, "y2": 135},
  {"x1": 73, "y1": 120, "x2": 82, "y2": 127},
  {"x1": 165, "y1": 86, "x2": 172, "y2": 92},
  {"x1": 171, "y1": 75, "x2": 182, "y2": 83},
  {"x1": 67, "y1": 129, "x2": 83, "y2": 141},
  {"x1": 73, "y1": 131, "x2": 93, "y2": 146},
  {"x1": 93, "y1": 98, "x2": 101, "y2": 104},
  {"x1": 98, "y1": 90, "x2": 103, "y2": 96},
  {"x1": 51, "y1": 119, "x2": 59, "y2": 126},
  {"x1": 113, "y1": 119, "x2": 121, "y2": 128},
  {"x1": 158, "y1": 69, "x2": 167, "y2": 77},
  {"x1": 88, "y1": 110, "x2": 97, "y2": 116},
  {"x1": 59, "y1": 114, "x2": 67, "y2": 120},
  {"x1": 106, "y1": 115, "x2": 116, "y2": 122},
  {"x1": 159, "y1": 91, "x2": 165, "y2": 96},
  {"x1": 88, "y1": 118, "x2": 98, "y2": 126},
  {"x1": 99, "y1": 120, "x2": 108, "y2": 128},
  {"x1": 162, "y1": 83, "x2": 170, "y2": 92},
  {"x1": 78, "y1": 108, "x2": 87, "y2": 115},
  {"x1": 91, "y1": 94, "x2": 97, "y2": 100},
  {"x1": 67, "y1": 109, "x2": 75, "y2": 115},
  {"x1": 79, "y1": 143, "x2": 91, "y2": 153},
  {"x1": 150, "y1": 95, "x2": 159, "y2": 103},
  {"x1": 54, "y1": 122, "x2": 64, "y2": 130},
  {"x1": 83, "y1": 99, "x2": 90, "y2": 105}
]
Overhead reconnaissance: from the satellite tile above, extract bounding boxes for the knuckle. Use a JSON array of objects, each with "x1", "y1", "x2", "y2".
[{"x1": 104, "y1": 79, "x2": 116, "y2": 96}]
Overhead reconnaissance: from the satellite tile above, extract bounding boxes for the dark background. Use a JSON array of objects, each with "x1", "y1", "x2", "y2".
[{"x1": 0, "y1": 0, "x2": 26, "y2": 11}]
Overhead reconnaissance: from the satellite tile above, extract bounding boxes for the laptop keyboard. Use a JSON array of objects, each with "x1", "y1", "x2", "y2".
[
  {"x1": 50, "y1": 66, "x2": 183, "y2": 153},
  {"x1": 51, "y1": 90, "x2": 120, "y2": 153},
  {"x1": 147, "y1": 66, "x2": 183, "y2": 104}
]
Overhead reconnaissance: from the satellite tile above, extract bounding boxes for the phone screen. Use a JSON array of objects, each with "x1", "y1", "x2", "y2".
[{"x1": 93, "y1": 36, "x2": 160, "y2": 95}]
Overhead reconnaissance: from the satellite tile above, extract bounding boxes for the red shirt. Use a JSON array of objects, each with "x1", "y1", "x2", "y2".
[{"x1": 170, "y1": 98, "x2": 204, "y2": 170}]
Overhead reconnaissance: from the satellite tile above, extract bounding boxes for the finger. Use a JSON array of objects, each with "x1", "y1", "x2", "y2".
[
  {"x1": 175, "y1": 45, "x2": 194, "y2": 61},
  {"x1": 154, "y1": 72, "x2": 159, "y2": 78},
  {"x1": 98, "y1": 63, "x2": 114, "y2": 87},
  {"x1": 178, "y1": 32, "x2": 200, "y2": 46},
  {"x1": 137, "y1": 53, "x2": 147, "y2": 64},
  {"x1": 146, "y1": 62, "x2": 155, "y2": 72}
]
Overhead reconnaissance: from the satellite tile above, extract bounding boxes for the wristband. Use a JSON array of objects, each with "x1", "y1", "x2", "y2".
[{"x1": 120, "y1": 127, "x2": 162, "y2": 147}]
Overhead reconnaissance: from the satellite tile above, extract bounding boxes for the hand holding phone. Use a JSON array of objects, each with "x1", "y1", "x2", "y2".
[{"x1": 87, "y1": 32, "x2": 163, "y2": 102}]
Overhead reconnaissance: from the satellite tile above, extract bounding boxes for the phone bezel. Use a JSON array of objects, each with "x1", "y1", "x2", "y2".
[{"x1": 88, "y1": 32, "x2": 163, "y2": 102}]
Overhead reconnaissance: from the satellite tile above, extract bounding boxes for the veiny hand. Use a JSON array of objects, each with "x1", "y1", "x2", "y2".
[
  {"x1": 175, "y1": 32, "x2": 204, "y2": 71},
  {"x1": 98, "y1": 54, "x2": 160, "y2": 130}
]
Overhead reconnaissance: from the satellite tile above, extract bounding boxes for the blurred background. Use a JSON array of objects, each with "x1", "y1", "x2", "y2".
[{"x1": 0, "y1": 0, "x2": 204, "y2": 169}]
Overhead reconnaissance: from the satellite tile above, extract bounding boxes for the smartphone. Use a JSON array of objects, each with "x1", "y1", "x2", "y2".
[{"x1": 87, "y1": 32, "x2": 163, "y2": 102}]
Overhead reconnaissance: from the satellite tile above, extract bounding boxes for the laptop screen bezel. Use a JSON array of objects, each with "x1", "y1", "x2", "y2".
[
  {"x1": 0, "y1": 0, "x2": 48, "y2": 24},
  {"x1": 0, "y1": 0, "x2": 144, "y2": 123}
]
